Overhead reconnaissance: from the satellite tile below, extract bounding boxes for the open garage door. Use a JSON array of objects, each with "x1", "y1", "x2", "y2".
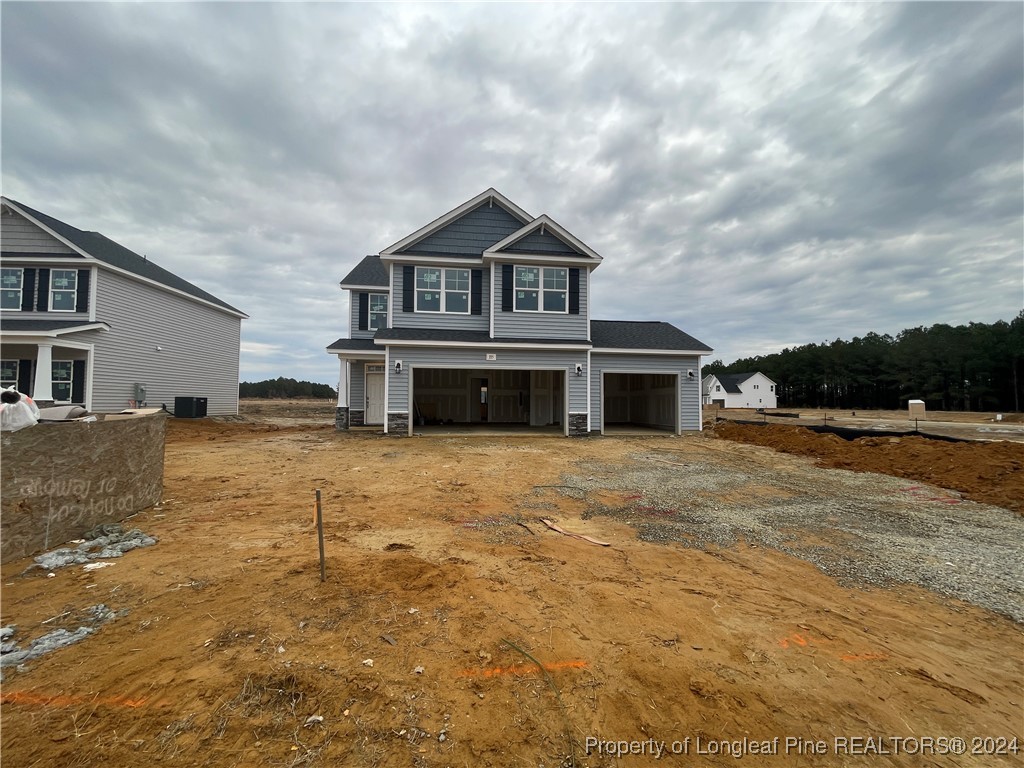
[
  {"x1": 602, "y1": 372, "x2": 678, "y2": 433},
  {"x1": 411, "y1": 368, "x2": 565, "y2": 431}
]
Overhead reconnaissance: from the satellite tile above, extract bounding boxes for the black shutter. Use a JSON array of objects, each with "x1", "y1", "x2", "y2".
[
  {"x1": 568, "y1": 268, "x2": 580, "y2": 315},
  {"x1": 471, "y1": 269, "x2": 482, "y2": 315},
  {"x1": 403, "y1": 266, "x2": 414, "y2": 312},
  {"x1": 358, "y1": 292, "x2": 369, "y2": 330},
  {"x1": 17, "y1": 360, "x2": 33, "y2": 393},
  {"x1": 36, "y1": 268, "x2": 50, "y2": 312},
  {"x1": 72, "y1": 360, "x2": 86, "y2": 404},
  {"x1": 20, "y1": 269, "x2": 36, "y2": 312},
  {"x1": 501, "y1": 264, "x2": 513, "y2": 312},
  {"x1": 75, "y1": 269, "x2": 90, "y2": 313}
]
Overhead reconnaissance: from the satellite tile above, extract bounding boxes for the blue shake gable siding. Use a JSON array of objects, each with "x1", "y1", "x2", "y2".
[
  {"x1": 501, "y1": 228, "x2": 581, "y2": 254},
  {"x1": 403, "y1": 203, "x2": 526, "y2": 256},
  {"x1": 493, "y1": 263, "x2": 588, "y2": 340}
]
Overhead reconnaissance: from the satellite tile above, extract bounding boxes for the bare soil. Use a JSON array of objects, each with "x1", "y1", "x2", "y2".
[{"x1": 1, "y1": 400, "x2": 1021, "y2": 768}]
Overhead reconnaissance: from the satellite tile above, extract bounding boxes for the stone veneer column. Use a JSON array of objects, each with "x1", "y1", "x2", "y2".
[
  {"x1": 335, "y1": 407, "x2": 349, "y2": 430},
  {"x1": 387, "y1": 412, "x2": 409, "y2": 436},
  {"x1": 568, "y1": 413, "x2": 589, "y2": 437}
]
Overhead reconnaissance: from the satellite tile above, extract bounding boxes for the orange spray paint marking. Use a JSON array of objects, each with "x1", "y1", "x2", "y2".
[
  {"x1": 1, "y1": 691, "x2": 148, "y2": 709},
  {"x1": 459, "y1": 660, "x2": 588, "y2": 678}
]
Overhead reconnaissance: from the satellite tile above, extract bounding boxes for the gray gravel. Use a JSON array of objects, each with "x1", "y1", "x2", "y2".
[
  {"x1": 557, "y1": 449, "x2": 1024, "y2": 622},
  {"x1": 26, "y1": 525, "x2": 157, "y2": 572}
]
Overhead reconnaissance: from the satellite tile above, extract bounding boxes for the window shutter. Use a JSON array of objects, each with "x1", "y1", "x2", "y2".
[
  {"x1": 75, "y1": 269, "x2": 90, "y2": 313},
  {"x1": 568, "y1": 268, "x2": 580, "y2": 315},
  {"x1": 358, "y1": 292, "x2": 369, "y2": 330},
  {"x1": 403, "y1": 266, "x2": 414, "y2": 312},
  {"x1": 501, "y1": 264, "x2": 513, "y2": 312},
  {"x1": 20, "y1": 269, "x2": 36, "y2": 312},
  {"x1": 471, "y1": 269, "x2": 482, "y2": 315},
  {"x1": 36, "y1": 268, "x2": 50, "y2": 312},
  {"x1": 17, "y1": 360, "x2": 33, "y2": 393},
  {"x1": 72, "y1": 360, "x2": 86, "y2": 404}
]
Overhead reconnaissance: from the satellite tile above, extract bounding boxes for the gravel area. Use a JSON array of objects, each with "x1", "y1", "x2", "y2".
[{"x1": 558, "y1": 450, "x2": 1024, "y2": 622}]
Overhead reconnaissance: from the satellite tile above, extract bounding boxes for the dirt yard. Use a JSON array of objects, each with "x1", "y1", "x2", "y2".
[{"x1": 2, "y1": 401, "x2": 1021, "y2": 767}]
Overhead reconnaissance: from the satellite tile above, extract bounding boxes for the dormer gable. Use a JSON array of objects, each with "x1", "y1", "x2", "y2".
[
  {"x1": 381, "y1": 188, "x2": 532, "y2": 259},
  {"x1": 483, "y1": 214, "x2": 603, "y2": 267}
]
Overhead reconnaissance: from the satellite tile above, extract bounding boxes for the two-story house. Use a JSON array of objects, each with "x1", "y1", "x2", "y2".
[
  {"x1": 702, "y1": 372, "x2": 778, "y2": 409},
  {"x1": 1, "y1": 197, "x2": 246, "y2": 415},
  {"x1": 327, "y1": 189, "x2": 712, "y2": 436}
]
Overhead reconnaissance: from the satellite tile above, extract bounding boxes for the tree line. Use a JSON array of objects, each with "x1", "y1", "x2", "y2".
[
  {"x1": 239, "y1": 378, "x2": 336, "y2": 399},
  {"x1": 703, "y1": 312, "x2": 1024, "y2": 412}
]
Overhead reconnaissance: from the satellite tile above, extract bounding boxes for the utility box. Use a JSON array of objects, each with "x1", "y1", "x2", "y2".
[
  {"x1": 908, "y1": 399, "x2": 925, "y2": 419},
  {"x1": 174, "y1": 396, "x2": 208, "y2": 418}
]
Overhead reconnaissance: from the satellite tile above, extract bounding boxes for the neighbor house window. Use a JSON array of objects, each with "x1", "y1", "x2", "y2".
[
  {"x1": 715, "y1": 385, "x2": 721, "y2": 392},
  {"x1": 1, "y1": 268, "x2": 23, "y2": 310},
  {"x1": 0, "y1": 360, "x2": 18, "y2": 389},
  {"x1": 415, "y1": 267, "x2": 469, "y2": 313},
  {"x1": 369, "y1": 294, "x2": 388, "y2": 330},
  {"x1": 514, "y1": 266, "x2": 567, "y2": 312},
  {"x1": 52, "y1": 361, "x2": 73, "y2": 401},
  {"x1": 50, "y1": 270, "x2": 78, "y2": 311}
]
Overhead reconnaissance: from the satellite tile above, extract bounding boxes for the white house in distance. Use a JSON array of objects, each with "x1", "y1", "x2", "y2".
[
  {"x1": 702, "y1": 372, "x2": 777, "y2": 409},
  {"x1": 0, "y1": 198, "x2": 246, "y2": 415}
]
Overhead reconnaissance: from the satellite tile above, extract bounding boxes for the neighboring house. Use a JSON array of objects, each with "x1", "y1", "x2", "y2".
[
  {"x1": 0, "y1": 198, "x2": 247, "y2": 415},
  {"x1": 327, "y1": 188, "x2": 712, "y2": 436},
  {"x1": 702, "y1": 372, "x2": 777, "y2": 409}
]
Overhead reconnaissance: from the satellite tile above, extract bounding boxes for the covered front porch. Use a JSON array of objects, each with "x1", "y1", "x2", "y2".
[{"x1": 0, "y1": 321, "x2": 108, "y2": 407}]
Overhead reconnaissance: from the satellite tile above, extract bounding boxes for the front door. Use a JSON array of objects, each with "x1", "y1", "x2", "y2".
[{"x1": 365, "y1": 373, "x2": 385, "y2": 425}]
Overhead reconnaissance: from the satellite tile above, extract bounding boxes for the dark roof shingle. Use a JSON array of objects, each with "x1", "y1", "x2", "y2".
[
  {"x1": 340, "y1": 255, "x2": 389, "y2": 287},
  {"x1": 590, "y1": 320, "x2": 712, "y2": 352}
]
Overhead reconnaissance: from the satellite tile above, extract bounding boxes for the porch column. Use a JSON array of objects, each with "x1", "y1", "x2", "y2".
[
  {"x1": 32, "y1": 343, "x2": 54, "y2": 404},
  {"x1": 334, "y1": 356, "x2": 350, "y2": 431}
]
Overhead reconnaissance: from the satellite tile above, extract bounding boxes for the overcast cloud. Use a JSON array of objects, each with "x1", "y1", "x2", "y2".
[{"x1": 3, "y1": 1, "x2": 1021, "y2": 382}]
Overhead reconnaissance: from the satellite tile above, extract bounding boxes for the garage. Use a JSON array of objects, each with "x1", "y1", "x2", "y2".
[
  {"x1": 601, "y1": 372, "x2": 678, "y2": 433},
  {"x1": 410, "y1": 367, "x2": 565, "y2": 429}
]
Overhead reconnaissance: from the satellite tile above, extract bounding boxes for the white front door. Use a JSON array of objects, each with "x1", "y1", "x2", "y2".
[{"x1": 365, "y1": 373, "x2": 385, "y2": 425}]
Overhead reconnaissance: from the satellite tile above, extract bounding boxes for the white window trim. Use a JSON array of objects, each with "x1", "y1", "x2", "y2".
[
  {"x1": 48, "y1": 269, "x2": 78, "y2": 313},
  {"x1": 0, "y1": 359, "x2": 19, "y2": 388},
  {"x1": 414, "y1": 266, "x2": 471, "y2": 315},
  {"x1": 1, "y1": 267, "x2": 24, "y2": 311},
  {"x1": 368, "y1": 293, "x2": 389, "y2": 330},
  {"x1": 513, "y1": 265, "x2": 569, "y2": 314}
]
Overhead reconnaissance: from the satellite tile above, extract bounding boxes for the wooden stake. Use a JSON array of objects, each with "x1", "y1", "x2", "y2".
[{"x1": 315, "y1": 489, "x2": 326, "y2": 582}]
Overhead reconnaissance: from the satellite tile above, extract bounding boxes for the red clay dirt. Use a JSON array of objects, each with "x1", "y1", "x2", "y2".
[{"x1": 1, "y1": 401, "x2": 1021, "y2": 767}]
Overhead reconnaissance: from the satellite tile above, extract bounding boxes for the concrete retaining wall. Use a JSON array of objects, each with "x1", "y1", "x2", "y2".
[{"x1": 1, "y1": 414, "x2": 166, "y2": 564}]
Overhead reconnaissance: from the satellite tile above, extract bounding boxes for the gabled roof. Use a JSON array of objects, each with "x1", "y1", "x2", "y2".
[
  {"x1": 2, "y1": 198, "x2": 246, "y2": 317},
  {"x1": 381, "y1": 188, "x2": 532, "y2": 257},
  {"x1": 590, "y1": 320, "x2": 712, "y2": 353},
  {"x1": 712, "y1": 372, "x2": 760, "y2": 393},
  {"x1": 340, "y1": 255, "x2": 389, "y2": 288},
  {"x1": 485, "y1": 214, "x2": 602, "y2": 262}
]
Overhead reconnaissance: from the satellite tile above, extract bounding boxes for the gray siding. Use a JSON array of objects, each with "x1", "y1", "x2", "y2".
[
  {"x1": 349, "y1": 290, "x2": 390, "y2": 340},
  {"x1": 0, "y1": 212, "x2": 78, "y2": 254},
  {"x1": 492, "y1": 263, "x2": 589, "y2": 340},
  {"x1": 393, "y1": 263, "x2": 489, "y2": 332},
  {"x1": 590, "y1": 353, "x2": 702, "y2": 432},
  {"x1": 386, "y1": 345, "x2": 588, "y2": 416},
  {"x1": 90, "y1": 270, "x2": 241, "y2": 415},
  {"x1": 403, "y1": 203, "x2": 525, "y2": 256},
  {"x1": 350, "y1": 360, "x2": 366, "y2": 411}
]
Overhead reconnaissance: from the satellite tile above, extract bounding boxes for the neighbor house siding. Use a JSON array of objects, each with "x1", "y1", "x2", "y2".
[
  {"x1": 392, "y1": 263, "x2": 490, "y2": 332},
  {"x1": 0, "y1": 212, "x2": 78, "y2": 254},
  {"x1": 492, "y1": 263, "x2": 589, "y2": 340},
  {"x1": 402, "y1": 203, "x2": 525, "y2": 256},
  {"x1": 590, "y1": 353, "x2": 702, "y2": 432},
  {"x1": 91, "y1": 270, "x2": 241, "y2": 415},
  {"x1": 385, "y1": 345, "x2": 588, "y2": 416}
]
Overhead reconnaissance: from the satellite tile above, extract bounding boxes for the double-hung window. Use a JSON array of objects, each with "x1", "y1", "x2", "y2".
[
  {"x1": 0, "y1": 360, "x2": 18, "y2": 390},
  {"x1": 50, "y1": 270, "x2": 78, "y2": 311},
  {"x1": 368, "y1": 294, "x2": 388, "y2": 330},
  {"x1": 52, "y1": 361, "x2": 73, "y2": 401},
  {"x1": 1, "y1": 268, "x2": 23, "y2": 310},
  {"x1": 415, "y1": 267, "x2": 469, "y2": 313},
  {"x1": 514, "y1": 266, "x2": 567, "y2": 312}
]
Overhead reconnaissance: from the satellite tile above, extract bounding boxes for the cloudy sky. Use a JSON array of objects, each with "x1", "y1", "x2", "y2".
[{"x1": 3, "y1": 2, "x2": 1021, "y2": 383}]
